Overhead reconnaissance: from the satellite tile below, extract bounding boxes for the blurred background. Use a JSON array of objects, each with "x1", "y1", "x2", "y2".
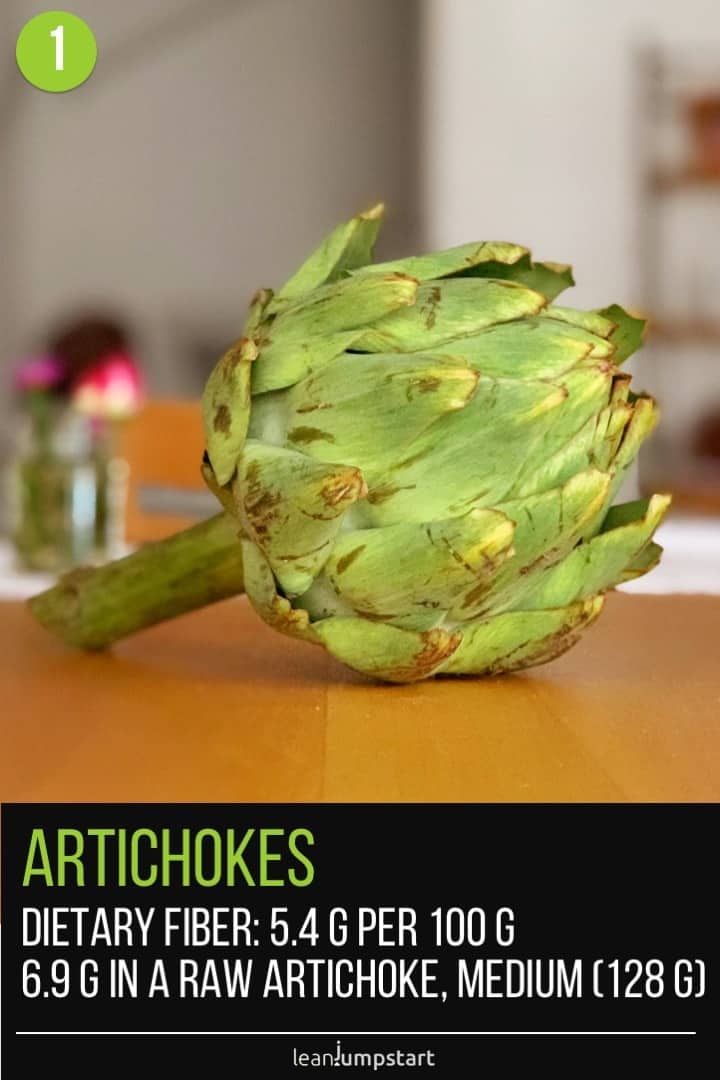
[{"x1": 1, "y1": 0, "x2": 719, "y2": 594}]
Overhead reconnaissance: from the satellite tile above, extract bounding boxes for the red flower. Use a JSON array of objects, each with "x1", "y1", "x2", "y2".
[{"x1": 72, "y1": 352, "x2": 145, "y2": 419}]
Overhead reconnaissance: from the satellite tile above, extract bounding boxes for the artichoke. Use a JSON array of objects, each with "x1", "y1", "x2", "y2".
[{"x1": 31, "y1": 204, "x2": 669, "y2": 683}]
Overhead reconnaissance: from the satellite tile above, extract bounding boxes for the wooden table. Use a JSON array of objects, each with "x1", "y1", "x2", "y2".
[{"x1": 1, "y1": 594, "x2": 718, "y2": 803}]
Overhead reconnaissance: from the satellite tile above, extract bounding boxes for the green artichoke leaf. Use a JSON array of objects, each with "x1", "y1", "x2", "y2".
[
  {"x1": 439, "y1": 318, "x2": 612, "y2": 380},
  {"x1": 588, "y1": 376, "x2": 634, "y2": 468},
  {"x1": 521, "y1": 392, "x2": 658, "y2": 537},
  {"x1": 458, "y1": 255, "x2": 574, "y2": 302},
  {"x1": 514, "y1": 376, "x2": 632, "y2": 497},
  {"x1": 285, "y1": 353, "x2": 478, "y2": 482},
  {"x1": 323, "y1": 508, "x2": 515, "y2": 632},
  {"x1": 353, "y1": 278, "x2": 547, "y2": 353},
  {"x1": 268, "y1": 271, "x2": 418, "y2": 343},
  {"x1": 270, "y1": 202, "x2": 384, "y2": 307},
  {"x1": 363, "y1": 377, "x2": 567, "y2": 525},
  {"x1": 600, "y1": 497, "x2": 657, "y2": 531},
  {"x1": 619, "y1": 541, "x2": 663, "y2": 581},
  {"x1": 541, "y1": 306, "x2": 616, "y2": 339},
  {"x1": 509, "y1": 363, "x2": 616, "y2": 493},
  {"x1": 313, "y1": 617, "x2": 462, "y2": 683},
  {"x1": 441, "y1": 597, "x2": 604, "y2": 675},
  {"x1": 355, "y1": 240, "x2": 528, "y2": 283},
  {"x1": 243, "y1": 288, "x2": 274, "y2": 336},
  {"x1": 602, "y1": 395, "x2": 659, "y2": 505},
  {"x1": 362, "y1": 242, "x2": 573, "y2": 301},
  {"x1": 451, "y1": 468, "x2": 612, "y2": 621},
  {"x1": 201, "y1": 453, "x2": 236, "y2": 514},
  {"x1": 596, "y1": 303, "x2": 647, "y2": 363},
  {"x1": 234, "y1": 441, "x2": 367, "y2": 596},
  {"x1": 515, "y1": 493, "x2": 671, "y2": 610},
  {"x1": 251, "y1": 330, "x2": 360, "y2": 395},
  {"x1": 241, "y1": 540, "x2": 318, "y2": 642},
  {"x1": 202, "y1": 336, "x2": 258, "y2": 486}
]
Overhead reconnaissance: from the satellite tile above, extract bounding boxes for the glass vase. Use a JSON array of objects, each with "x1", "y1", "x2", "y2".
[{"x1": 7, "y1": 406, "x2": 125, "y2": 573}]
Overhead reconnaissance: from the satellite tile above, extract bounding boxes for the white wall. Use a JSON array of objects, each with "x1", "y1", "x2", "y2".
[{"x1": 423, "y1": 0, "x2": 720, "y2": 306}]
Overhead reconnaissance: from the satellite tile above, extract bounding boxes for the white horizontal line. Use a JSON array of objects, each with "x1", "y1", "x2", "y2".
[{"x1": 15, "y1": 1031, "x2": 698, "y2": 1036}]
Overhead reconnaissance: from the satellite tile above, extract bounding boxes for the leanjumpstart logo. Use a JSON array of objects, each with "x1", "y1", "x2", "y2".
[{"x1": 291, "y1": 1042, "x2": 437, "y2": 1070}]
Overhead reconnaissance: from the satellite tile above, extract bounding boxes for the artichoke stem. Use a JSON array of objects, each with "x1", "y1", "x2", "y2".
[{"x1": 29, "y1": 512, "x2": 245, "y2": 650}]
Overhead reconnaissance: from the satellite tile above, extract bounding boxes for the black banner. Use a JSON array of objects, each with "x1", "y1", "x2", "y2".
[{"x1": 2, "y1": 804, "x2": 716, "y2": 1072}]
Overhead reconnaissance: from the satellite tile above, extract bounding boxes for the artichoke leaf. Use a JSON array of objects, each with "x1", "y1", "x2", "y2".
[
  {"x1": 285, "y1": 353, "x2": 479, "y2": 481},
  {"x1": 437, "y1": 318, "x2": 611, "y2": 380},
  {"x1": 268, "y1": 271, "x2": 417, "y2": 343},
  {"x1": 514, "y1": 376, "x2": 632, "y2": 497},
  {"x1": 515, "y1": 494, "x2": 672, "y2": 610},
  {"x1": 251, "y1": 330, "x2": 360, "y2": 395},
  {"x1": 362, "y1": 242, "x2": 573, "y2": 302},
  {"x1": 442, "y1": 597, "x2": 604, "y2": 675},
  {"x1": 353, "y1": 278, "x2": 547, "y2": 353},
  {"x1": 356, "y1": 240, "x2": 528, "y2": 283},
  {"x1": 241, "y1": 540, "x2": 318, "y2": 642},
  {"x1": 363, "y1": 376, "x2": 567, "y2": 525},
  {"x1": 313, "y1": 617, "x2": 462, "y2": 683},
  {"x1": 602, "y1": 395, "x2": 659, "y2": 505},
  {"x1": 243, "y1": 288, "x2": 274, "y2": 336},
  {"x1": 458, "y1": 255, "x2": 574, "y2": 302},
  {"x1": 202, "y1": 336, "x2": 258, "y2": 486},
  {"x1": 451, "y1": 469, "x2": 612, "y2": 620},
  {"x1": 201, "y1": 452, "x2": 236, "y2": 515},
  {"x1": 541, "y1": 306, "x2": 616, "y2": 339},
  {"x1": 235, "y1": 440, "x2": 367, "y2": 596},
  {"x1": 324, "y1": 509, "x2": 515, "y2": 631},
  {"x1": 619, "y1": 541, "x2": 663, "y2": 581},
  {"x1": 270, "y1": 202, "x2": 384, "y2": 307},
  {"x1": 596, "y1": 304, "x2": 646, "y2": 364},
  {"x1": 510, "y1": 363, "x2": 616, "y2": 496}
]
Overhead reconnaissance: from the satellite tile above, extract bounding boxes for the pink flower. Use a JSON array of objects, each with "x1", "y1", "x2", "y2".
[
  {"x1": 14, "y1": 355, "x2": 66, "y2": 392},
  {"x1": 72, "y1": 352, "x2": 145, "y2": 419}
]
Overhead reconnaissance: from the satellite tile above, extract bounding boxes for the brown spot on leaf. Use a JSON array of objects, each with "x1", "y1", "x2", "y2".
[
  {"x1": 288, "y1": 426, "x2": 336, "y2": 445},
  {"x1": 263, "y1": 593, "x2": 314, "y2": 641},
  {"x1": 321, "y1": 469, "x2": 366, "y2": 508},
  {"x1": 214, "y1": 405, "x2": 231, "y2": 434},
  {"x1": 247, "y1": 489, "x2": 282, "y2": 516},
  {"x1": 391, "y1": 628, "x2": 461, "y2": 682},
  {"x1": 355, "y1": 610, "x2": 398, "y2": 622},
  {"x1": 420, "y1": 286, "x2": 442, "y2": 330},
  {"x1": 217, "y1": 337, "x2": 253, "y2": 381},
  {"x1": 397, "y1": 448, "x2": 429, "y2": 469},
  {"x1": 295, "y1": 401, "x2": 334, "y2": 414},
  {"x1": 461, "y1": 580, "x2": 491, "y2": 608},
  {"x1": 367, "y1": 483, "x2": 416, "y2": 504},
  {"x1": 243, "y1": 466, "x2": 283, "y2": 537},
  {"x1": 413, "y1": 376, "x2": 441, "y2": 393},
  {"x1": 334, "y1": 545, "x2": 366, "y2": 574},
  {"x1": 519, "y1": 549, "x2": 559, "y2": 576}
]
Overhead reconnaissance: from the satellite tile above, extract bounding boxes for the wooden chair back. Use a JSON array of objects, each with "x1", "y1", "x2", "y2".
[{"x1": 117, "y1": 399, "x2": 209, "y2": 544}]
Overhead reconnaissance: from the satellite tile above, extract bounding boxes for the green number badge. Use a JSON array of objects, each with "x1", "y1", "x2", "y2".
[{"x1": 16, "y1": 10, "x2": 97, "y2": 92}]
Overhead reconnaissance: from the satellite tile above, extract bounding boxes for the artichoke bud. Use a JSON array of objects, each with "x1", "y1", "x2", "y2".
[{"x1": 201, "y1": 206, "x2": 669, "y2": 683}]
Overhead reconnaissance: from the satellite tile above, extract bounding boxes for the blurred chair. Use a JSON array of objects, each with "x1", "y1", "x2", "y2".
[{"x1": 117, "y1": 399, "x2": 213, "y2": 544}]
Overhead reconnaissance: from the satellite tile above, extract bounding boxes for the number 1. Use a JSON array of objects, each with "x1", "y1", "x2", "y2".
[{"x1": 50, "y1": 25, "x2": 64, "y2": 71}]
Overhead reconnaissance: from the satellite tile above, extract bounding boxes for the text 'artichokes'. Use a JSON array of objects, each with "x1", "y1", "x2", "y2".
[{"x1": 201, "y1": 203, "x2": 668, "y2": 683}]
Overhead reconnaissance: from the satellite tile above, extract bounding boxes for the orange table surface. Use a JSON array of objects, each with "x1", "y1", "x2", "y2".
[{"x1": 1, "y1": 593, "x2": 718, "y2": 803}]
